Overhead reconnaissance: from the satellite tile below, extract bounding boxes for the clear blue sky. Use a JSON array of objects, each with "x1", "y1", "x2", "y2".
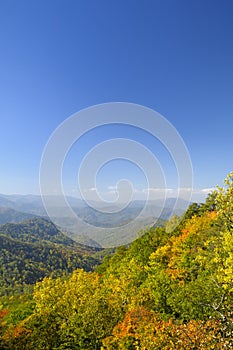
[{"x1": 0, "y1": 0, "x2": 232, "y2": 197}]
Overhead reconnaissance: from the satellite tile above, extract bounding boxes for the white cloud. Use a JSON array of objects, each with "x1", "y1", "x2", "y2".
[
  {"x1": 84, "y1": 187, "x2": 98, "y2": 192},
  {"x1": 142, "y1": 188, "x2": 174, "y2": 193},
  {"x1": 80, "y1": 187, "x2": 216, "y2": 202},
  {"x1": 200, "y1": 187, "x2": 216, "y2": 193},
  {"x1": 107, "y1": 185, "x2": 117, "y2": 191}
]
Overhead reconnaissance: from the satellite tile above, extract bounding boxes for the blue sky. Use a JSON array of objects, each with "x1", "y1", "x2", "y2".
[{"x1": 0, "y1": 0, "x2": 233, "y2": 200}]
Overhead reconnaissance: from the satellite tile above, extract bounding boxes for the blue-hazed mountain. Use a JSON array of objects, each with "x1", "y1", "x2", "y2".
[
  {"x1": 0, "y1": 194, "x2": 190, "y2": 218},
  {"x1": 0, "y1": 194, "x2": 192, "y2": 247},
  {"x1": 0, "y1": 194, "x2": 193, "y2": 247},
  {"x1": 0, "y1": 194, "x2": 84, "y2": 215},
  {"x1": 0, "y1": 207, "x2": 36, "y2": 225}
]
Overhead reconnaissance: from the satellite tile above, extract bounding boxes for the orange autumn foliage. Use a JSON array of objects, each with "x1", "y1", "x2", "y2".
[
  {"x1": 153, "y1": 212, "x2": 217, "y2": 281},
  {"x1": 102, "y1": 307, "x2": 226, "y2": 350}
]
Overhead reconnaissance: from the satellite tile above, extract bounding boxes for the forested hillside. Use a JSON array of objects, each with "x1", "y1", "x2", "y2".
[
  {"x1": 0, "y1": 218, "x2": 101, "y2": 296},
  {"x1": 0, "y1": 173, "x2": 233, "y2": 349}
]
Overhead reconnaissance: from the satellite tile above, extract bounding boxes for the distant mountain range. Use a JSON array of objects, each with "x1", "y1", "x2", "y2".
[
  {"x1": 0, "y1": 194, "x2": 191, "y2": 247},
  {"x1": 0, "y1": 193, "x2": 192, "y2": 294},
  {"x1": 0, "y1": 206, "x2": 36, "y2": 225}
]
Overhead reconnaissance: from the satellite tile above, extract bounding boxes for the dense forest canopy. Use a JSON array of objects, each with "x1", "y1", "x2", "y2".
[
  {"x1": 0, "y1": 173, "x2": 233, "y2": 349},
  {"x1": 0, "y1": 218, "x2": 101, "y2": 296}
]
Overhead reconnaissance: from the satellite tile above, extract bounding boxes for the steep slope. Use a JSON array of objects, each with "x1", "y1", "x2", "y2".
[
  {"x1": 0, "y1": 218, "x2": 102, "y2": 295},
  {"x1": 0, "y1": 217, "x2": 102, "y2": 247}
]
